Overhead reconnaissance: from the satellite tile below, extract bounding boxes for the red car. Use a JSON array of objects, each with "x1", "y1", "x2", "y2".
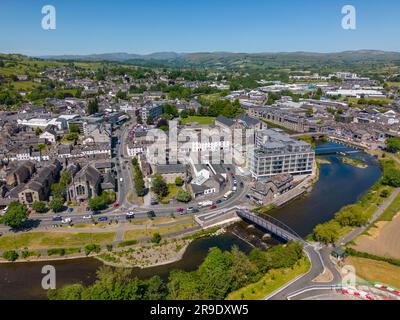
[
  {"x1": 177, "y1": 208, "x2": 184, "y2": 213},
  {"x1": 113, "y1": 202, "x2": 119, "y2": 209},
  {"x1": 211, "y1": 204, "x2": 217, "y2": 209}
]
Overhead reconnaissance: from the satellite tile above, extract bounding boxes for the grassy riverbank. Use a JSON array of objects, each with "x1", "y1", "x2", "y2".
[
  {"x1": 226, "y1": 257, "x2": 310, "y2": 300},
  {"x1": 0, "y1": 231, "x2": 115, "y2": 251}
]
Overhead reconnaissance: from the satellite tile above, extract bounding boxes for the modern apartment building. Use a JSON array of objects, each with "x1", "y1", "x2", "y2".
[{"x1": 248, "y1": 129, "x2": 314, "y2": 180}]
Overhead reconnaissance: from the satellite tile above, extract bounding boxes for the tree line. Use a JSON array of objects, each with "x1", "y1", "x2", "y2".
[{"x1": 48, "y1": 241, "x2": 304, "y2": 300}]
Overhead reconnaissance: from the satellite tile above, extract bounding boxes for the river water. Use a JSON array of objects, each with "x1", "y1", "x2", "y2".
[{"x1": 0, "y1": 142, "x2": 382, "y2": 299}]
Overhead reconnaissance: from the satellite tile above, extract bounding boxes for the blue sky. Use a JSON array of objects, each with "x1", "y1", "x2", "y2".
[{"x1": 0, "y1": 0, "x2": 399, "y2": 56}]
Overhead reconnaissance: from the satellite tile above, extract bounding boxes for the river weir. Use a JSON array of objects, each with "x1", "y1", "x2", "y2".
[{"x1": 0, "y1": 142, "x2": 382, "y2": 299}]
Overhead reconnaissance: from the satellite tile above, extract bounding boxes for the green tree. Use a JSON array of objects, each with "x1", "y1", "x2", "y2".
[
  {"x1": 49, "y1": 198, "x2": 64, "y2": 213},
  {"x1": 48, "y1": 284, "x2": 84, "y2": 300},
  {"x1": 32, "y1": 201, "x2": 47, "y2": 213},
  {"x1": 0, "y1": 201, "x2": 28, "y2": 229},
  {"x1": 197, "y1": 248, "x2": 233, "y2": 300},
  {"x1": 35, "y1": 127, "x2": 43, "y2": 136},
  {"x1": 146, "y1": 115, "x2": 154, "y2": 125},
  {"x1": 386, "y1": 137, "x2": 400, "y2": 153},
  {"x1": 116, "y1": 90, "x2": 127, "y2": 100},
  {"x1": 312, "y1": 221, "x2": 340, "y2": 244},
  {"x1": 88, "y1": 196, "x2": 107, "y2": 211},
  {"x1": 175, "y1": 176, "x2": 184, "y2": 186},
  {"x1": 87, "y1": 98, "x2": 99, "y2": 115},
  {"x1": 167, "y1": 270, "x2": 202, "y2": 300},
  {"x1": 176, "y1": 190, "x2": 192, "y2": 203},
  {"x1": 151, "y1": 232, "x2": 162, "y2": 244},
  {"x1": 151, "y1": 173, "x2": 168, "y2": 198},
  {"x1": 69, "y1": 123, "x2": 80, "y2": 133}
]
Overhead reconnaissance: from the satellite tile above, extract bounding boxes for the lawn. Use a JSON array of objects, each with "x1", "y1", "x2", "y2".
[
  {"x1": 0, "y1": 232, "x2": 116, "y2": 251},
  {"x1": 180, "y1": 116, "x2": 216, "y2": 125},
  {"x1": 386, "y1": 82, "x2": 400, "y2": 88},
  {"x1": 226, "y1": 257, "x2": 311, "y2": 300},
  {"x1": 346, "y1": 256, "x2": 400, "y2": 289},
  {"x1": 161, "y1": 184, "x2": 182, "y2": 203},
  {"x1": 378, "y1": 191, "x2": 400, "y2": 221},
  {"x1": 123, "y1": 220, "x2": 197, "y2": 241},
  {"x1": 10, "y1": 81, "x2": 37, "y2": 90}
]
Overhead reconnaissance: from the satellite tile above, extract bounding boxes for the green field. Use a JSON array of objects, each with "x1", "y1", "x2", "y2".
[
  {"x1": 0, "y1": 232, "x2": 115, "y2": 251},
  {"x1": 10, "y1": 81, "x2": 37, "y2": 90},
  {"x1": 123, "y1": 220, "x2": 197, "y2": 241},
  {"x1": 180, "y1": 116, "x2": 216, "y2": 125}
]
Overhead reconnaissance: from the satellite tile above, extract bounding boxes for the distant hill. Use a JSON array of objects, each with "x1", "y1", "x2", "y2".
[{"x1": 38, "y1": 50, "x2": 400, "y2": 71}]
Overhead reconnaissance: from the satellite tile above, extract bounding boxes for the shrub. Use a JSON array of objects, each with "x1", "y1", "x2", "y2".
[
  {"x1": 151, "y1": 233, "x2": 162, "y2": 244},
  {"x1": 48, "y1": 248, "x2": 66, "y2": 256},
  {"x1": 2, "y1": 250, "x2": 19, "y2": 262},
  {"x1": 85, "y1": 244, "x2": 101, "y2": 256},
  {"x1": 32, "y1": 201, "x2": 47, "y2": 213}
]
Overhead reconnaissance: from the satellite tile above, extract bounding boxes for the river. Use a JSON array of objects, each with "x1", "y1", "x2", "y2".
[{"x1": 0, "y1": 142, "x2": 382, "y2": 299}]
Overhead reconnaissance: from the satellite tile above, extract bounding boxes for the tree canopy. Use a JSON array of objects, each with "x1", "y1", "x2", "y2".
[{"x1": 0, "y1": 201, "x2": 29, "y2": 229}]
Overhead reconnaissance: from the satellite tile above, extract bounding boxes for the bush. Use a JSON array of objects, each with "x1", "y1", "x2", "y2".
[
  {"x1": 85, "y1": 244, "x2": 101, "y2": 256},
  {"x1": 49, "y1": 198, "x2": 64, "y2": 213},
  {"x1": 151, "y1": 233, "x2": 162, "y2": 244},
  {"x1": 48, "y1": 248, "x2": 66, "y2": 256},
  {"x1": 380, "y1": 189, "x2": 390, "y2": 198},
  {"x1": 2, "y1": 250, "x2": 19, "y2": 262},
  {"x1": 32, "y1": 201, "x2": 47, "y2": 213},
  {"x1": 176, "y1": 190, "x2": 192, "y2": 203},
  {"x1": 20, "y1": 250, "x2": 40, "y2": 259},
  {"x1": 175, "y1": 177, "x2": 184, "y2": 187},
  {"x1": 106, "y1": 244, "x2": 113, "y2": 252}
]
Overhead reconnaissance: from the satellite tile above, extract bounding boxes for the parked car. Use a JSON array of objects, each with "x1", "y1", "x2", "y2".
[
  {"x1": 187, "y1": 207, "x2": 199, "y2": 213},
  {"x1": 126, "y1": 212, "x2": 135, "y2": 219},
  {"x1": 177, "y1": 208, "x2": 184, "y2": 213},
  {"x1": 62, "y1": 217, "x2": 72, "y2": 224},
  {"x1": 150, "y1": 199, "x2": 159, "y2": 206},
  {"x1": 67, "y1": 207, "x2": 73, "y2": 214},
  {"x1": 211, "y1": 204, "x2": 217, "y2": 209},
  {"x1": 52, "y1": 215, "x2": 62, "y2": 222},
  {"x1": 114, "y1": 202, "x2": 119, "y2": 209},
  {"x1": 147, "y1": 211, "x2": 156, "y2": 218},
  {"x1": 215, "y1": 199, "x2": 223, "y2": 204},
  {"x1": 83, "y1": 215, "x2": 92, "y2": 220},
  {"x1": 98, "y1": 216, "x2": 108, "y2": 222},
  {"x1": 240, "y1": 182, "x2": 244, "y2": 188}
]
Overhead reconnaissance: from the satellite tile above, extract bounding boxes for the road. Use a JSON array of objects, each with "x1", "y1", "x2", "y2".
[{"x1": 267, "y1": 187, "x2": 400, "y2": 300}]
